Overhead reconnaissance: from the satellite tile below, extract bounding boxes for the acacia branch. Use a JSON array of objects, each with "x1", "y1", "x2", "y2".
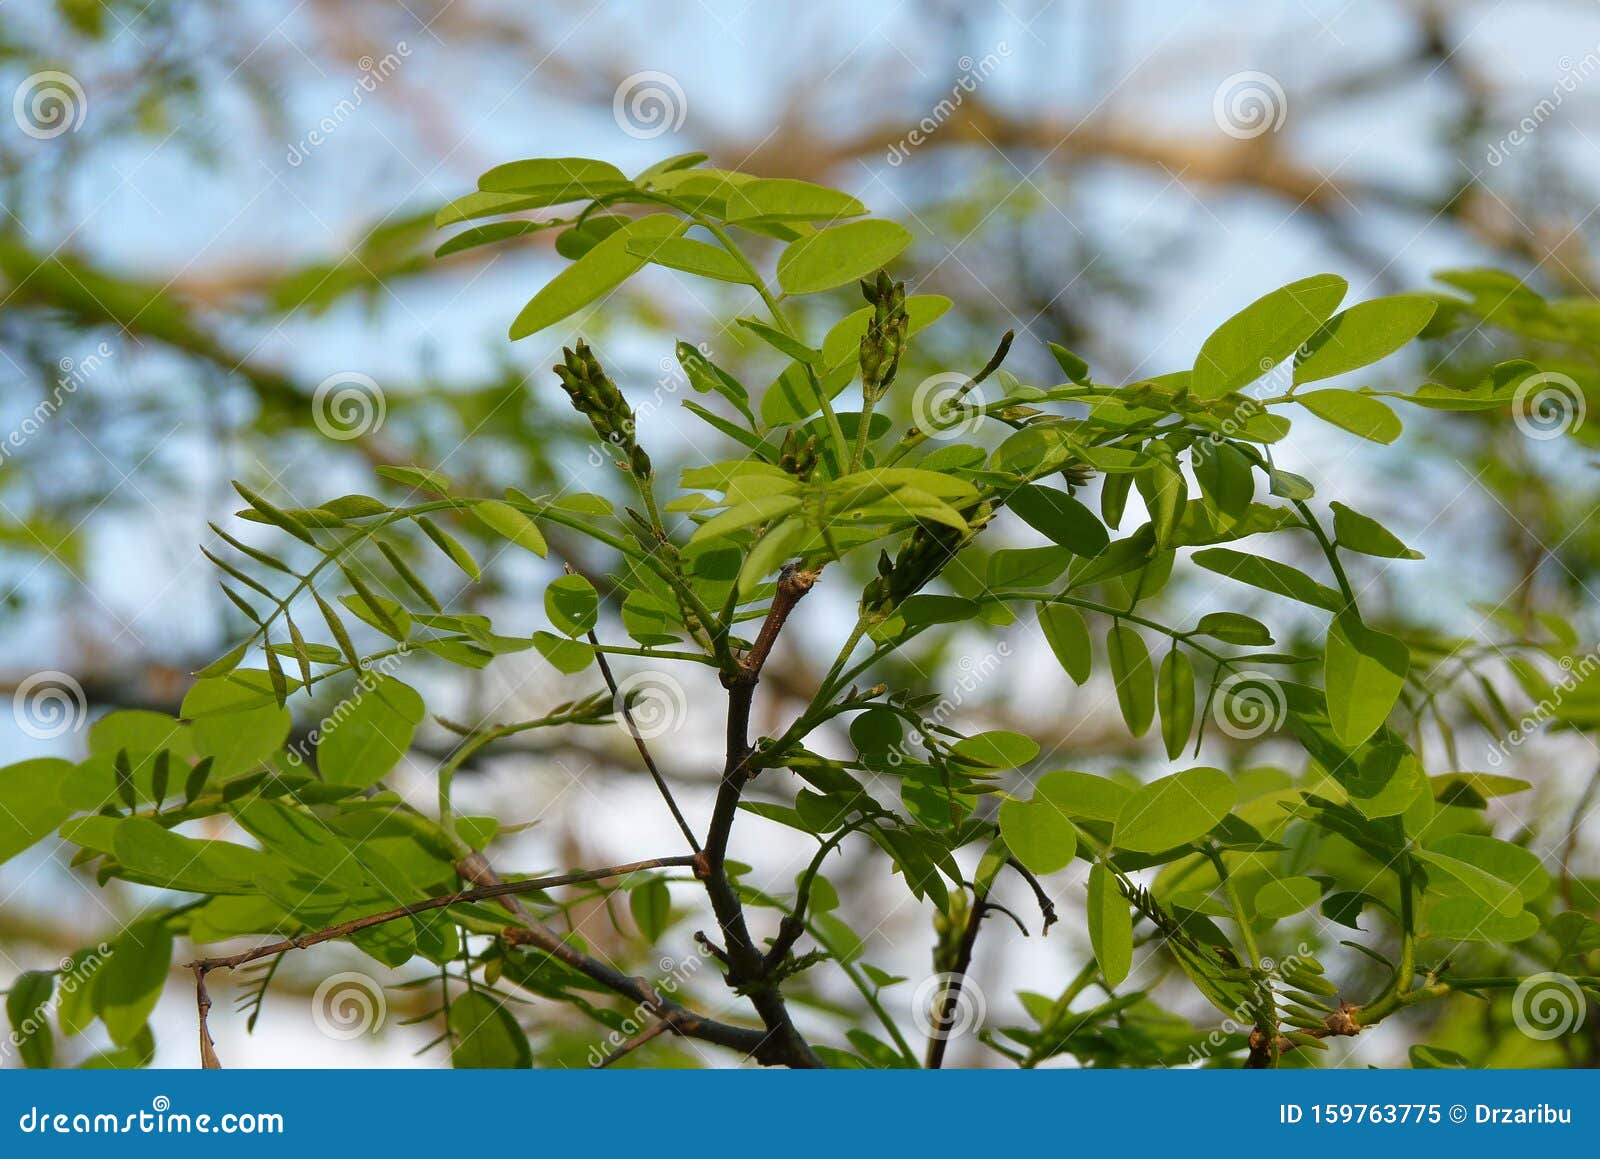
[
  {"x1": 457, "y1": 853, "x2": 774, "y2": 1060},
  {"x1": 697, "y1": 562, "x2": 823, "y2": 1068},
  {"x1": 926, "y1": 883, "x2": 993, "y2": 1070},
  {"x1": 184, "y1": 856, "x2": 696, "y2": 974}
]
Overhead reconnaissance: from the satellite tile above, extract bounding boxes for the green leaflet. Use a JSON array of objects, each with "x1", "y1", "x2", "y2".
[
  {"x1": 510, "y1": 214, "x2": 687, "y2": 339},
  {"x1": 1297, "y1": 389, "x2": 1403, "y2": 444},
  {"x1": 1324, "y1": 612, "x2": 1409, "y2": 747},
  {"x1": 545, "y1": 573, "x2": 599, "y2": 637},
  {"x1": 1106, "y1": 624, "x2": 1154, "y2": 737},
  {"x1": 1157, "y1": 648, "x2": 1196, "y2": 760},
  {"x1": 1087, "y1": 863, "x2": 1133, "y2": 987},
  {"x1": 1039, "y1": 603, "x2": 1093, "y2": 684},
  {"x1": 1112, "y1": 767, "x2": 1234, "y2": 853},
  {"x1": 0, "y1": 758, "x2": 76, "y2": 866},
  {"x1": 315, "y1": 675, "x2": 426, "y2": 789},
  {"x1": 1191, "y1": 274, "x2": 1347, "y2": 399},
  {"x1": 1293, "y1": 295, "x2": 1436, "y2": 384},
  {"x1": 448, "y1": 991, "x2": 533, "y2": 1068},
  {"x1": 999, "y1": 794, "x2": 1077, "y2": 875},
  {"x1": 776, "y1": 220, "x2": 913, "y2": 295}
]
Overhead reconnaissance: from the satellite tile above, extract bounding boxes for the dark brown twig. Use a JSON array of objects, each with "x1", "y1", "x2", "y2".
[
  {"x1": 1006, "y1": 857, "x2": 1058, "y2": 934},
  {"x1": 698, "y1": 563, "x2": 823, "y2": 1068},
  {"x1": 455, "y1": 851, "x2": 770, "y2": 1059},
  {"x1": 925, "y1": 885, "x2": 991, "y2": 1069}
]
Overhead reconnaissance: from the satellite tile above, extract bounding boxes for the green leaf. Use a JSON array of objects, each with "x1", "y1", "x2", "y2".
[
  {"x1": 545, "y1": 574, "x2": 599, "y2": 637},
  {"x1": 727, "y1": 178, "x2": 866, "y2": 222},
  {"x1": 1087, "y1": 863, "x2": 1132, "y2": 987},
  {"x1": 690, "y1": 493, "x2": 801, "y2": 546},
  {"x1": 1112, "y1": 767, "x2": 1234, "y2": 854},
  {"x1": 1048, "y1": 342, "x2": 1091, "y2": 384},
  {"x1": 629, "y1": 878, "x2": 672, "y2": 941},
  {"x1": 448, "y1": 990, "x2": 533, "y2": 1068},
  {"x1": 1297, "y1": 389, "x2": 1402, "y2": 444},
  {"x1": 316, "y1": 675, "x2": 426, "y2": 788},
  {"x1": 180, "y1": 674, "x2": 293, "y2": 781},
  {"x1": 776, "y1": 220, "x2": 914, "y2": 295},
  {"x1": 1331, "y1": 502, "x2": 1421, "y2": 559},
  {"x1": 1106, "y1": 624, "x2": 1154, "y2": 737},
  {"x1": 1428, "y1": 834, "x2": 1550, "y2": 902},
  {"x1": 951, "y1": 731, "x2": 1040, "y2": 769},
  {"x1": 677, "y1": 343, "x2": 753, "y2": 421},
  {"x1": 435, "y1": 219, "x2": 560, "y2": 259},
  {"x1": 1422, "y1": 895, "x2": 1538, "y2": 943},
  {"x1": 473, "y1": 500, "x2": 548, "y2": 557},
  {"x1": 435, "y1": 190, "x2": 566, "y2": 228},
  {"x1": 1293, "y1": 295, "x2": 1436, "y2": 384},
  {"x1": 532, "y1": 630, "x2": 595, "y2": 674},
  {"x1": 626, "y1": 235, "x2": 753, "y2": 283},
  {"x1": 476, "y1": 156, "x2": 631, "y2": 200},
  {"x1": 999, "y1": 796, "x2": 1077, "y2": 875},
  {"x1": 1253, "y1": 875, "x2": 1321, "y2": 919},
  {"x1": 1009, "y1": 485, "x2": 1109, "y2": 555},
  {"x1": 0, "y1": 758, "x2": 76, "y2": 865},
  {"x1": 1039, "y1": 604, "x2": 1092, "y2": 684},
  {"x1": 418, "y1": 516, "x2": 481, "y2": 580},
  {"x1": 1193, "y1": 612, "x2": 1273, "y2": 646},
  {"x1": 1191, "y1": 274, "x2": 1348, "y2": 399},
  {"x1": 1324, "y1": 612, "x2": 1409, "y2": 747},
  {"x1": 1410, "y1": 1044, "x2": 1471, "y2": 1069},
  {"x1": 7, "y1": 971, "x2": 55, "y2": 1068},
  {"x1": 1414, "y1": 850, "x2": 1521, "y2": 917},
  {"x1": 509, "y1": 214, "x2": 687, "y2": 339},
  {"x1": 1192, "y1": 441, "x2": 1254, "y2": 518},
  {"x1": 1035, "y1": 769, "x2": 1132, "y2": 823},
  {"x1": 988, "y1": 546, "x2": 1073, "y2": 590},
  {"x1": 1192, "y1": 547, "x2": 1344, "y2": 612},
  {"x1": 111, "y1": 817, "x2": 274, "y2": 893},
  {"x1": 94, "y1": 920, "x2": 174, "y2": 1045},
  {"x1": 1157, "y1": 648, "x2": 1196, "y2": 760}
]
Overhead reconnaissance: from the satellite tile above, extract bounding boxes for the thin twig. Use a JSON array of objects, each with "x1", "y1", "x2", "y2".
[
  {"x1": 1006, "y1": 857, "x2": 1057, "y2": 934},
  {"x1": 595, "y1": 1018, "x2": 673, "y2": 1067},
  {"x1": 587, "y1": 629, "x2": 701, "y2": 853},
  {"x1": 184, "y1": 856, "x2": 696, "y2": 973},
  {"x1": 457, "y1": 852, "x2": 775, "y2": 1061}
]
